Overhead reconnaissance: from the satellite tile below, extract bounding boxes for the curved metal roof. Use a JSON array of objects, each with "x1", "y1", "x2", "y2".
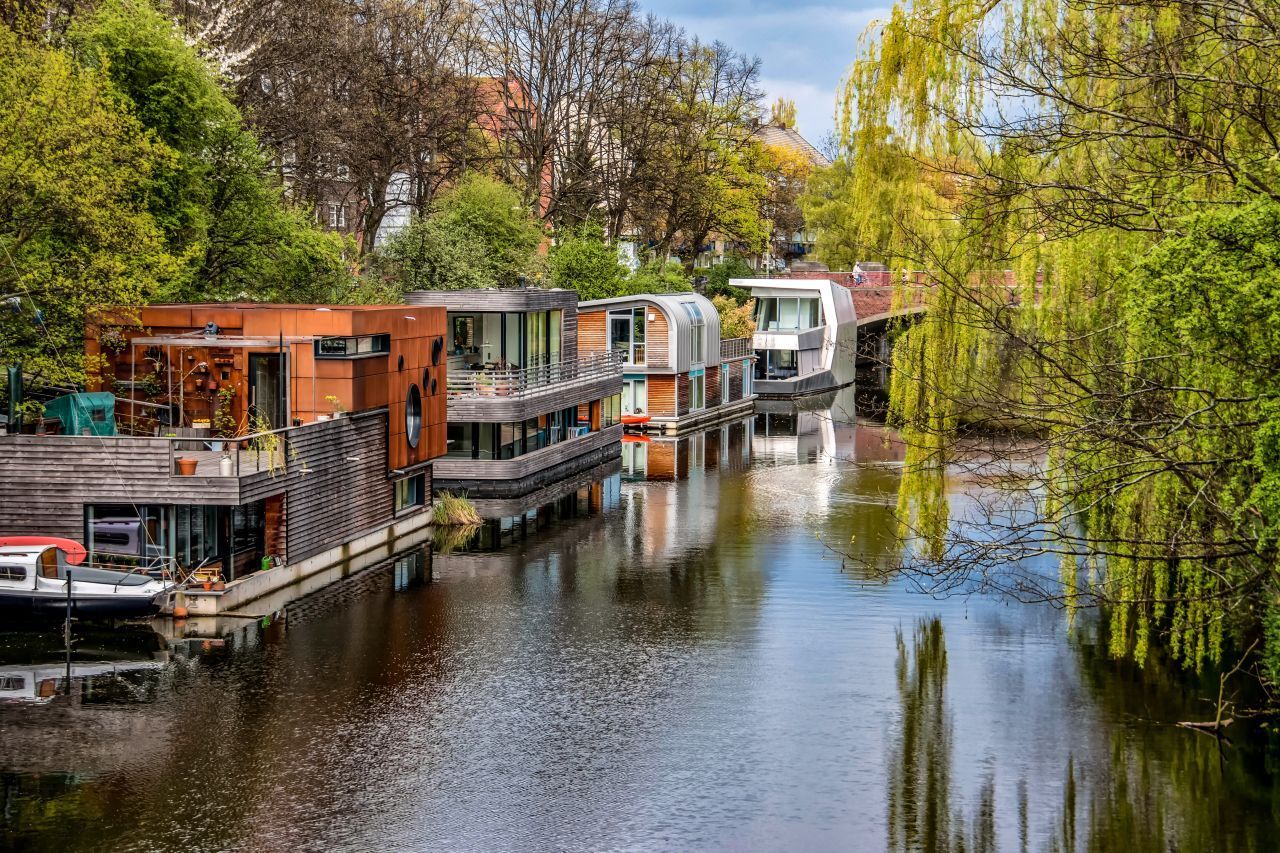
[{"x1": 579, "y1": 292, "x2": 722, "y2": 372}]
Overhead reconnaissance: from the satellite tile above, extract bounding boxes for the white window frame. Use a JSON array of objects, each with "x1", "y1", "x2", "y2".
[{"x1": 689, "y1": 368, "x2": 705, "y2": 412}]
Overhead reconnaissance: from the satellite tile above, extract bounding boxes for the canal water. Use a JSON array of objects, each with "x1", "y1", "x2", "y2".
[{"x1": 2, "y1": 388, "x2": 1278, "y2": 852}]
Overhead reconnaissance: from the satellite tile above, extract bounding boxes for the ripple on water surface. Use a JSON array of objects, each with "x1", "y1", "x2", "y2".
[{"x1": 1, "y1": 409, "x2": 1277, "y2": 852}]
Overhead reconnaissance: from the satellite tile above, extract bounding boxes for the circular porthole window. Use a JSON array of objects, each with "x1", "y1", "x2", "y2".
[
  {"x1": 431, "y1": 336, "x2": 443, "y2": 366},
  {"x1": 398, "y1": 354, "x2": 405, "y2": 371},
  {"x1": 405, "y1": 383, "x2": 422, "y2": 449}
]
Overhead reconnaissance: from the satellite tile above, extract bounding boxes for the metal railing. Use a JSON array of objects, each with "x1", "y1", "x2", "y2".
[
  {"x1": 166, "y1": 422, "x2": 301, "y2": 478},
  {"x1": 446, "y1": 351, "x2": 623, "y2": 400},
  {"x1": 720, "y1": 337, "x2": 755, "y2": 360}
]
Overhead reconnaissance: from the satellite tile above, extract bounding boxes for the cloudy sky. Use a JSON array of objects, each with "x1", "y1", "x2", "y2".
[{"x1": 643, "y1": 0, "x2": 888, "y2": 147}]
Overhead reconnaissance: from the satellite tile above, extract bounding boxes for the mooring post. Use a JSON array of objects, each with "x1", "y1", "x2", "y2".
[{"x1": 63, "y1": 568, "x2": 73, "y2": 691}]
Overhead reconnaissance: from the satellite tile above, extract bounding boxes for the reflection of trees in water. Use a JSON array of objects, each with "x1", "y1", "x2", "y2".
[
  {"x1": 888, "y1": 617, "x2": 996, "y2": 853},
  {"x1": 1042, "y1": 624, "x2": 1280, "y2": 853}
]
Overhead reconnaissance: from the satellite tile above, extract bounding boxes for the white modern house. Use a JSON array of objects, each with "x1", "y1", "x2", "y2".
[{"x1": 731, "y1": 278, "x2": 857, "y2": 397}]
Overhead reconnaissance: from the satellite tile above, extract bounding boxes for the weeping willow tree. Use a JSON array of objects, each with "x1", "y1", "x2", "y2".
[{"x1": 821, "y1": 0, "x2": 1280, "y2": 683}]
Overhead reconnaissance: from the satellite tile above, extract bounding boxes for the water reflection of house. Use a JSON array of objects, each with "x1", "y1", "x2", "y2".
[
  {"x1": 577, "y1": 293, "x2": 756, "y2": 433},
  {"x1": 731, "y1": 278, "x2": 856, "y2": 398},
  {"x1": 752, "y1": 389, "x2": 861, "y2": 466},
  {"x1": 620, "y1": 419, "x2": 753, "y2": 482},
  {"x1": 0, "y1": 304, "x2": 447, "y2": 613},
  {"x1": 404, "y1": 288, "x2": 624, "y2": 497}
]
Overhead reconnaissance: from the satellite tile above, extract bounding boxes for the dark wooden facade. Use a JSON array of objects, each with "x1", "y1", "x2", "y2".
[{"x1": 0, "y1": 411, "x2": 427, "y2": 570}]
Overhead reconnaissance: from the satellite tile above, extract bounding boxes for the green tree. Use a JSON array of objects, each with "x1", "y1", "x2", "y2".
[
  {"x1": 68, "y1": 0, "x2": 349, "y2": 301},
  {"x1": 711, "y1": 294, "x2": 755, "y2": 339},
  {"x1": 381, "y1": 173, "x2": 545, "y2": 291},
  {"x1": 0, "y1": 25, "x2": 172, "y2": 391},
  {"x1": 548, "y1": 226, "x2": 629, "y2": 300},
  {"x1": 829, "y1": 0, "x2": 1280, "y2": 680},
  {"x1": 630, "y1": 260, "x2": 694, "y2": 294},
  {"x1": 705, "y1": 255, "x2": 755, "y2": 302}
]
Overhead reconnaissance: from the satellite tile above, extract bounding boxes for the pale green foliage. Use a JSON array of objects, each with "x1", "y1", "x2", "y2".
[
  {"x1": 712, "y1": 295, "x2": 755, "y2": 339},
  {"x1": 840, "y1": 0, "x2": 1280, "y2": 676},
  {"x1": 0, "y1": 25, "x2": 172, "y2": 389},
  {"x1": 433, "y1": 491, "x2": 482, "y2": 526},
  {"x1": 630, "y1": 260, "x2": 694, "y2": 295},
  {"x1": 381, "y1": 173, "x2": 545, "y2": 291}
]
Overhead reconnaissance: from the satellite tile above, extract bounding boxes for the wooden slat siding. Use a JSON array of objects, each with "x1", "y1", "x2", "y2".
[
  {"x1": 646, "y1": 309, "x2": 670, "y2": 369},
  {"x1": 469, "y1": 457, "x2": 621, "y2": 519},
  {"x1": 647, "y1": 375, "x2": 677, "y2": 419},
  {"x1": 405, "y1": 288, "x2": 578, "y2": 313},
  {"x1": 676, "y1": 373, "x2": 690, "y2": 416},
  {"x1": 431, "y1": 424, "x2": 622, "y2": 480},
  {"x1": 0, "y1": 436, "x2": 242, "y2": 540},
  {"x1": 446, "y1": 371, "x2": 622, "y2": 422},
  {"x1": 0, "y1": 413, "x2": 412, "y2": 565},
  {"x1": 706, "y1": 365, "x2": 721, "y2": 407},
  {"x1": 578, "y1": 310, "x2": 608, "y2": 355},
  {"x1": 241, "y1": 411, "x2": 409, "y2": 563}
]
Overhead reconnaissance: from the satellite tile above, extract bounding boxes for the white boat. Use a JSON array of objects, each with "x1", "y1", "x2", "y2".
[
  {"x1": 0, "y1": 544, "x2": 173, "y2": 619},
  {"x1": 0, "y1": 659, "x2": 167, "y2": 704}
]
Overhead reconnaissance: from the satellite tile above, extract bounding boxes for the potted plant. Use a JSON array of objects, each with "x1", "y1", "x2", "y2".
[
  {"x1": 325, "y1": 394, "x2": 347, "y2": 417},
  {"x1": 175, "y1": 457, "x2": 198, "y2": 476}
]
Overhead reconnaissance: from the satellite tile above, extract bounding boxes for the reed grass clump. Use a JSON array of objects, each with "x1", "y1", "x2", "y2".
[{"x1": 432, "y1": 491, "x2": 482, "y2": 526}]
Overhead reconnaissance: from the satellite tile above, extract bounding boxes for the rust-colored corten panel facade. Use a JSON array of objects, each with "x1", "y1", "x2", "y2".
[{"x1": 87, "y1": 304, "x2": 448, "y2": 473}]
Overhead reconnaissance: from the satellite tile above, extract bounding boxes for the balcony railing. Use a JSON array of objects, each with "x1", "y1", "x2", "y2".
[
  {"x1": 446, "y1": 352, "x2": 623, "y2": 401},
  {"x1": 720, "y1": 337, "x2": 755, "y2": 360},
  {"x1": 166, "y1": 424, "x2": 292, "y2": 478}
]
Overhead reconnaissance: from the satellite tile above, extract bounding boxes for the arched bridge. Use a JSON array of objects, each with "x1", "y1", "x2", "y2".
[{"x1": 850, "y1": 286, "x2": 928, "y2": 367}]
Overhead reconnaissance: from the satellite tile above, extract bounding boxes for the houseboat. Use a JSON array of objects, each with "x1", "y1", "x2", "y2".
[
  {"x1": 403, "y1": 288, "x2": 625, "y2": 498},
  {"x1": 577, "y1": 293, "x2": 756, "y2": 434},
  {"x1": 0, "y1": 303, "x2": 448, "y2": 616},
  {"x1": 730, "y1": 278, "x2": 857, "y2": 398}
]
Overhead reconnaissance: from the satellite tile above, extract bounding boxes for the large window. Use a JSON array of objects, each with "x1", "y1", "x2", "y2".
[
  {"x1": 602, "y1": 393, "x2": 622, "y2": 428},
  {"x1": 682, "y1": 302, "x2": 706, "y2": 363},
  {"x1": 721, "y1": 364, "x2": 730, "y2": 403},
  {"x1": 742, "y1": 359, "x2": 753, "y2": 396},
  {"x1": 447, "y1": 406, "x2": 589, "y2": 460},
  {"x1": 623, "y1": 376, "x2": 647, "y2": 414},
  {"x1": 609, "y1": 308, "x2": 646, "y2": 364},
  {"x1": 752, "y1": 297, "x2": 823, "y2": 331},
  {"x1": 447, "y1": 310, "x2": 564, "y2": 371},
  {"x1": 754, "y1": 350, "x2": 799, "y2": 380},
  {"x1": 689, "y1": 368, "x2": 705, "y2": 411},
  {"x1": 395, "y1": 474, "x2": 425, "y2": 512}
]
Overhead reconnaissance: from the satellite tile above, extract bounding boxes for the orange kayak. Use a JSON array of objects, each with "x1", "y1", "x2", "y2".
[{"x1": 621, "y1": 414, "x2": 651, "y2": 426}]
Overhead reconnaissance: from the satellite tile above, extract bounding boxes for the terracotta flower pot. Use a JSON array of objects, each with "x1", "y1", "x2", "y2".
[
  {"x1": 175, "y1": 457, "x2": 198, "y2": 476},
  {"x1": 206, "y1": 378, "x2": 219, "y2": 392}
]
